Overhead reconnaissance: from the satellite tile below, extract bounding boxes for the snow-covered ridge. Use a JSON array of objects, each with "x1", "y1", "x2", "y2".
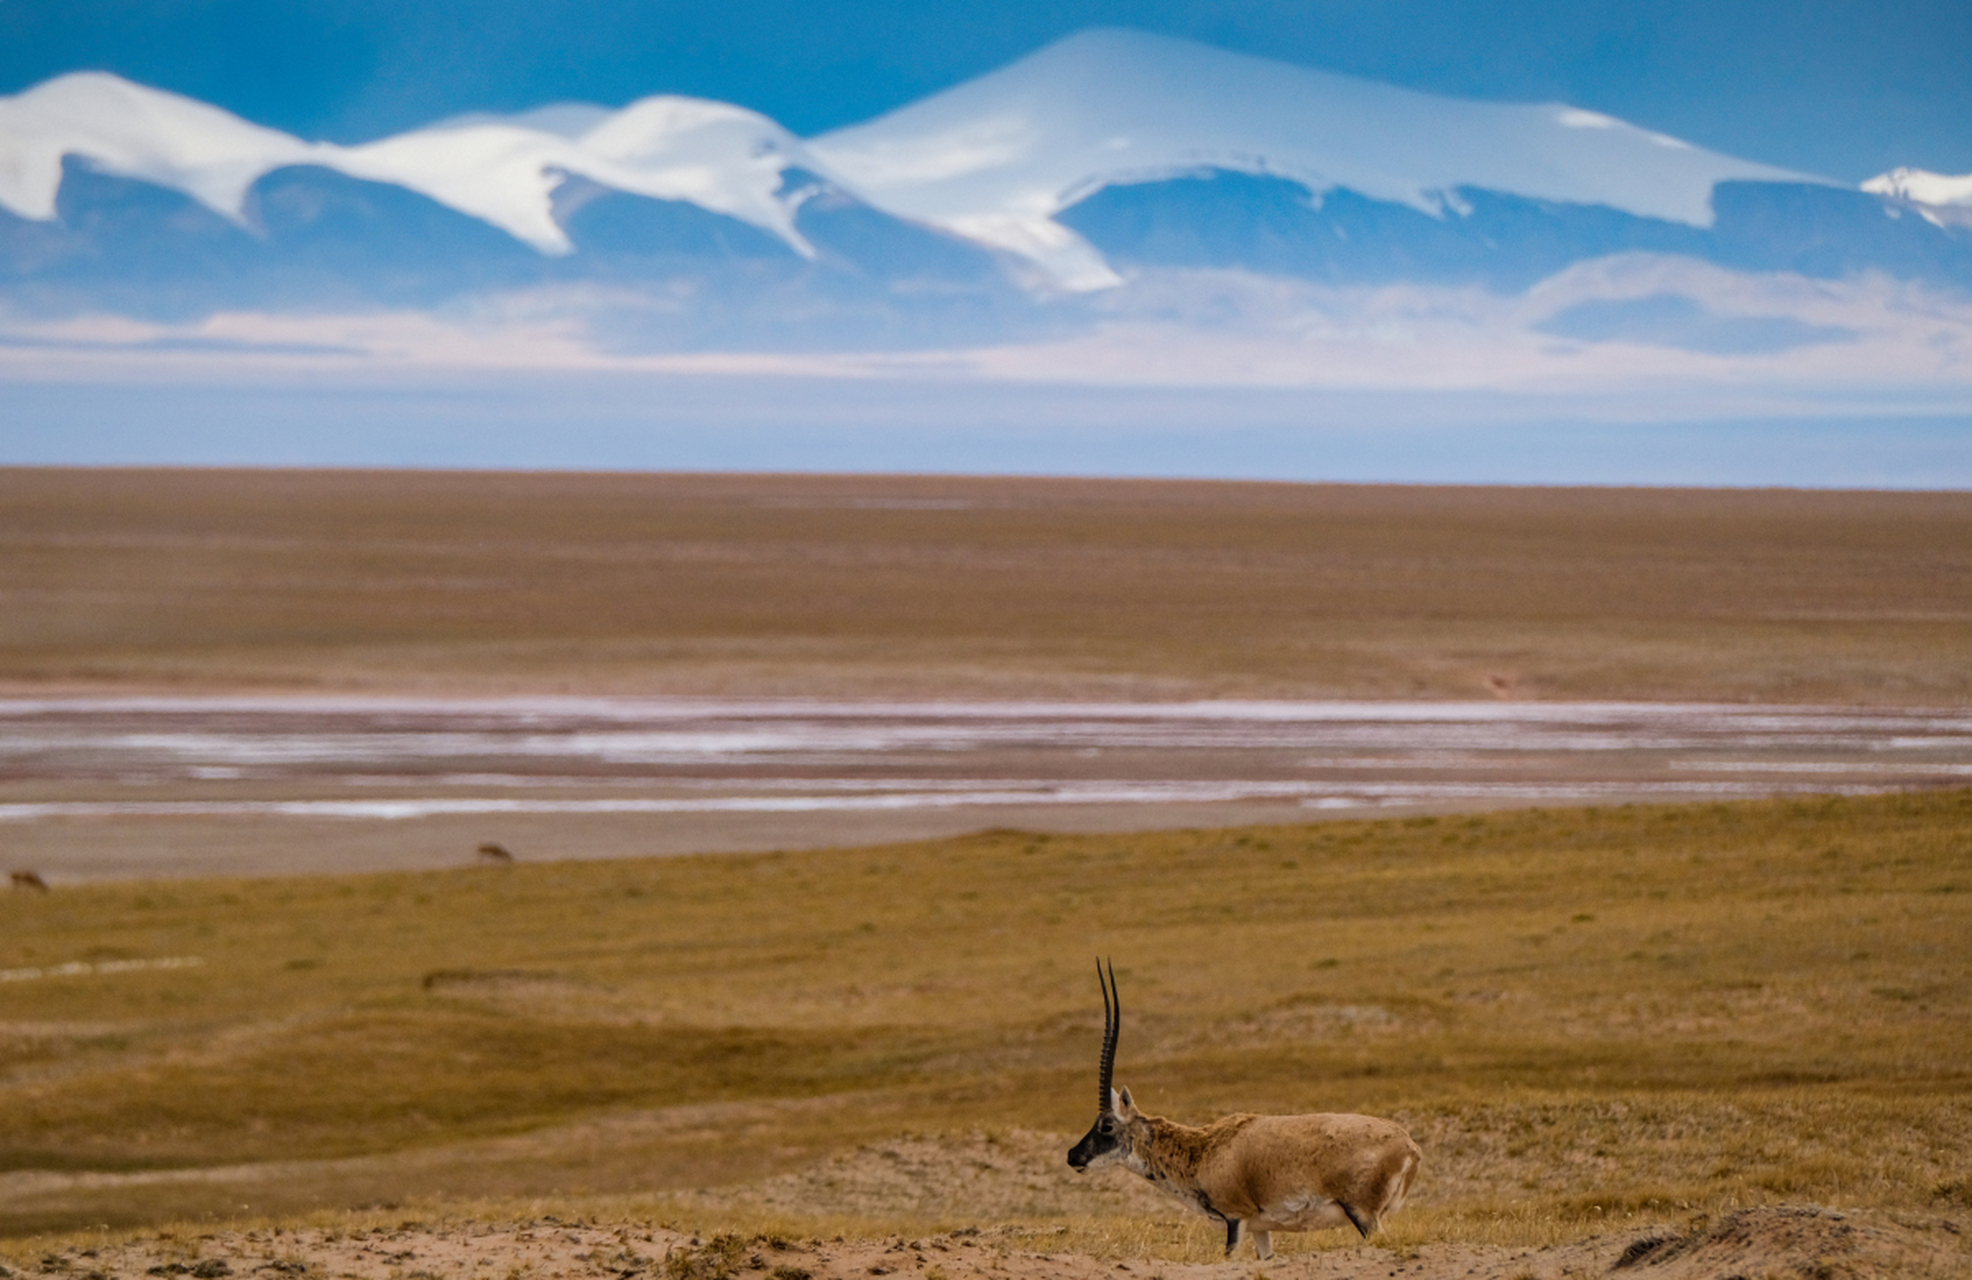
[
  {"x1": 3, "y1": 31, "x2": 1837, "y2": 287},
  {"x1": 0, "y1": 72, "x2": 319, "y2": 222},
  {"x1": 808, "y1": 29, "x2": 1821, "y2": 289},
  {"x1": 1861, "y1": 167, "x2": 1972, "y2": 231},
  {"x1": 1864, "y1": 167, "x2": 1972, "y2": 208},
  {"x1": 0, "y1": 71, "x2": 820, "y2": 256}
]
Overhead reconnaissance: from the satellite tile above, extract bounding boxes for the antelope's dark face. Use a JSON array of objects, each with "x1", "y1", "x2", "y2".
[
  {"x1": 1066, "y1": 959, "x2": 1129, "y2": 1172},
  {"x1": 1068, "y1": 1086, "x2": 1137, "y2": 1171}
]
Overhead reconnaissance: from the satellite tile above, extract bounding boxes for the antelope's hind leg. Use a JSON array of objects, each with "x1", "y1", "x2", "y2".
[
  {"x1": 1249, "y1": 1229, "x2": 1273, "y2": 1260},
  {"x1": 1222, "y1": 1219, "x2": 1244, "y2": 1257}
]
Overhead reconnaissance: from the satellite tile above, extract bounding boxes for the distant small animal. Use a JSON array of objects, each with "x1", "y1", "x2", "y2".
[
  {"x1": 1067, "y1": 960, "x2": 1421, "y2": 1260},
  {"x1": 476, "y1": 842, "x2": 515, "y2": 863},
  {"x1": 9, "y1": 870, "x2": 49, "y2": 892}
]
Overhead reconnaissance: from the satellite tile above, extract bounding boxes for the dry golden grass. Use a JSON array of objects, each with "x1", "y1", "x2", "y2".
[
  {"x1": 3, "y1": 468, "x2": 1971, "y2": 701},
  {"x1": 2, "y1": 789, "x2": 1968, "y2": 1248}
]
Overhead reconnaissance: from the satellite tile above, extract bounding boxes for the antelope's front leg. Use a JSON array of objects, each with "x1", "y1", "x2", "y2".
[
  {"x1": 1222, "y1": 1218, "x2": 1244, "y2": 1257},
  {"x1": 1249, "y1": 1230, "x2": 1273, "y2": 1260}
]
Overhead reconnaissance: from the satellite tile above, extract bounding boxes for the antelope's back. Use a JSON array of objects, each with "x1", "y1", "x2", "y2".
[{"x1": 1205, "y1": 1112, "x2": 1420, "y2": 1216}]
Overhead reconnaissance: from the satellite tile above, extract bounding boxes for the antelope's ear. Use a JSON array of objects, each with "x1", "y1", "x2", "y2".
[{"x1": 1116, "y1": 1086, "x2": 1137, "y2": 1114}]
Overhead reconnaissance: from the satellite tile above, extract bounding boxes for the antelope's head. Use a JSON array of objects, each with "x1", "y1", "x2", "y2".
[{"x1": 1067, "y1": 959, "x2": 1139, "y2": 1171}]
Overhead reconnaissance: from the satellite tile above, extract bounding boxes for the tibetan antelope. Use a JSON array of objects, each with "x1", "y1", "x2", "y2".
[
  {"x1": 1066, "y1": 960, "x2": 1421, "y2": 1260},
  {"x1": 9, "y1": 870, "x2": 49, "y2": 892}
]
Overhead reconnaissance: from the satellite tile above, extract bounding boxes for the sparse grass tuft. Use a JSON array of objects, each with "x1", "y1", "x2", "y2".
[{"x1": 662, "y1": 1234, "x2": 749, "y2": 1280}]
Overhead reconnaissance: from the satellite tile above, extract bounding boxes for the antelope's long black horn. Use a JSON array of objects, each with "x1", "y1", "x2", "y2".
[{"x1": 1097, "y1": 957, "x2": 1119, "y2": 1111}]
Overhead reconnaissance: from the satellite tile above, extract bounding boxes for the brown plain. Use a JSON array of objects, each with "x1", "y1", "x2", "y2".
[
  {"x1": 3, "y1": 467, "x2": 1970, "y2": 701},
  {"x1": 4, "y1": 468, "x2": 1972, "y2": 1278}
]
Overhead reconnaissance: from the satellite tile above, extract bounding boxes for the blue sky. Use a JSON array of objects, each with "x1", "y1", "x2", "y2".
[{"x1": 5, "y1": 0, "x2": 1969, "y2": 182}]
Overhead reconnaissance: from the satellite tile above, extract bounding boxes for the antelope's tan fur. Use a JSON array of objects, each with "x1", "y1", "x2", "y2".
[
  {"x1": 1067, "y1": 961, "x2": 1421, "y2": 1260},
  {"x1": 1104, "y1": 1088, "x2": 1420, "y2": 1257}
]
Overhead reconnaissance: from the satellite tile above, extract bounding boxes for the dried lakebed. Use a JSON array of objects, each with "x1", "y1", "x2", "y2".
[{"x1": 4, "y1": 697, "x2": 1969, "y2": 881}]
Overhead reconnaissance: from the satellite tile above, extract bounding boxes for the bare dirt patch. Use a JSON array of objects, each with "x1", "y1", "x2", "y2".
[{"x1": 8, "y1": 1196, "x2": 1964, "y2": 1280}]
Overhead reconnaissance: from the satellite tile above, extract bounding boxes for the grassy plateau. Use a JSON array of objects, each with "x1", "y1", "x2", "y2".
[{"x1": 2, "y1": 789, "x2": 1967, "y2": 1252}]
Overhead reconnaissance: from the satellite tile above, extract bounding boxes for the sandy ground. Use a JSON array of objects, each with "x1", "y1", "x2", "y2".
[
  {"x1": 6, "y1": 1131, "x2": 1967, "y2": 1279},
  {"x1": 11, "y1": 1204, "x2": 1964, "y2": 1280}
]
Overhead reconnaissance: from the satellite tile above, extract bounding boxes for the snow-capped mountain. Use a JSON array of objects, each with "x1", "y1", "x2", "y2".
[
  {"x1": 808, "y1": 28, "x2": 1815, "y2": 289},
  {"x1": 0, "y1": 71, "x2": 1036, "y2": 340},
  {"x1": 3, "y1": 29, "x2": 1970, "y2": 353},
  {"x1": 0, "y1": 71, "x2": 818, "y2": 255}
]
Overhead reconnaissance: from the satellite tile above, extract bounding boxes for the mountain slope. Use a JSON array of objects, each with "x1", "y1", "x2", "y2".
[
  {"x1": 1054, "y1": 171, "x2": 1972, "y2": 293},
  {"x1": 809, "y1": 27, "x2": 1818, "y2": 288}
]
